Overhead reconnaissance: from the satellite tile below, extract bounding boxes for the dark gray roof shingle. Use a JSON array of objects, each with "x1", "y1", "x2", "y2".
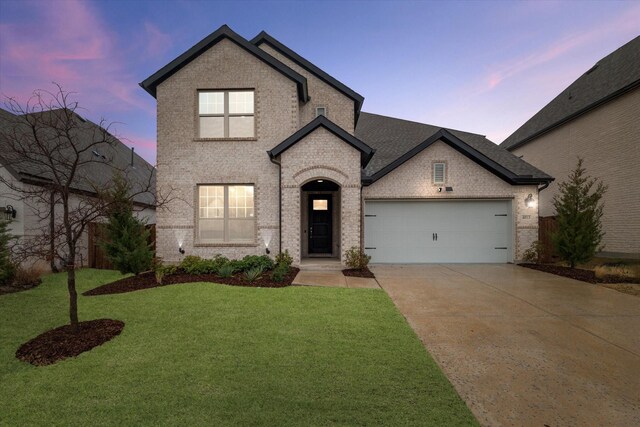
[
  {"x1": 355, "y1": 112, "x2": 552, "y2": 182},
  {"x1": 501, "y1": 35, "x2": 640, "y2": 150},
  {"x1": 0, "y1": 108, "x2": 156, "y2": 206}
]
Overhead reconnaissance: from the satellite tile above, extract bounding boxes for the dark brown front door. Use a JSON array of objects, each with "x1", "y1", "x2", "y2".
[{"x1": 308, "y1": 194, "x2": 332, "y2": 254}]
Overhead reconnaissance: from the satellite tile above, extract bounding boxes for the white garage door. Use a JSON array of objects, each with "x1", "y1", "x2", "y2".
[{"x1": 364, "y1": 200, "x2": 512, "y2": 263}]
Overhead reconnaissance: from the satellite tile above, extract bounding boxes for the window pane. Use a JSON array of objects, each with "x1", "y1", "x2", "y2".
[
  {"x1": 199, "y1": 185, "x2": 224, "y2": 218},
  {"x1": 199, "y1": 92, "x2": 224, "y2": 114},
  {"x1": 200, "y1": 116, "x2": 224, "y2": 138},
  {"x1": 228, "y1": 116, "x2": 254, "y2": 138},
  {"x1": 229, "y1": 219, "x2": 254, "y2": 242},
  {"x1": 313, "y1": 199, "x2": 328, "y2": 210},
  {"x1": 199, "y1": 219, "x2": 224, "y2": 242},
  {"x1": 228, "y1": 91, "x2": 254, "y2": 114},
  {"x1": 228, "y1": 185, "x2": 254, "y2": 219}
]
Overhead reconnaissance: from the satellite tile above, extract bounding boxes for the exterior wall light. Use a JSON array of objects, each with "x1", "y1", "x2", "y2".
[
  {"x1": 4, "y1": 205, "x2": 16, "y2": 220},
  {"x1": 525, "y1": 194, "x2": 536, "y2": 208},
  {"x1": 178, "y1": 245, "x2": 185, "y2": 254}
]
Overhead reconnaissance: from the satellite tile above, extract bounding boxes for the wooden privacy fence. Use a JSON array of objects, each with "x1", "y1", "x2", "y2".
[
  {"x1": 88, "y1": 223, "x2": 156, "y2": 270},
  {"x1": 538, "y1": 216, "x2": 558, "y2": 263}
]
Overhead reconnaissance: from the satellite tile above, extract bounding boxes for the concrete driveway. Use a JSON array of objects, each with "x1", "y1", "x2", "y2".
[{"x1": 372, "y1": 264, "x2": 640, "y2": 427}]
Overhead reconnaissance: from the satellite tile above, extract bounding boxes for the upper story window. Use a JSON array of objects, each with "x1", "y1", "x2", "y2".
[
  {"x1": 198, "y1": 90, "x2": 255, "y2": 138},
  {"x1": 433, "y1": 162, "x2": 446, "y2": 184},
  {"x1": 315, "y1": 106, "x2": 326, "y2": 117}
]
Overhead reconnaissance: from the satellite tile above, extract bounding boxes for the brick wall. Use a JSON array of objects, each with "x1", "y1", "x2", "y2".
[
  {"x1": 512, "y1": 88, "x2": 640, "y2": 256},
  {"x1": 280, "y1": 127, "x2": 361, "y2": 264},
  {"x1": 363, "y1": 140, "x2": 540, "y2": 260}
]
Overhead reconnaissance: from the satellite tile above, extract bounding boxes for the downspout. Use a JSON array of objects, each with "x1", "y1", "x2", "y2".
[
  {"x1": 269, "y1": 156, "x2": 282, "y2": 254},
  {"x1": 537, "y1": 181, "x2": 551, "y2": 192}
]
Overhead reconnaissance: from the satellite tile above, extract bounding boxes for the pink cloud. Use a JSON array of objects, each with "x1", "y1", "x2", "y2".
[
  {"x1": 480, "y1": 4, "x2": 640, "y2": 94},
  {"x1": 0, "y1": 0, "x2": 152, "y2": 115},
  {"x1": 143, "y1": 22, "x2": 173, "y2": 58}
]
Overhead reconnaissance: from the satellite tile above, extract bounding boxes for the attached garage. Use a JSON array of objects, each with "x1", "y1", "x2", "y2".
[{"x1": 364, "y1": 200, "x2": 512, "y2": 263}]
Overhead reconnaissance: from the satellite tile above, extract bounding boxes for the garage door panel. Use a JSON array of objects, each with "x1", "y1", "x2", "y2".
[{"x1": 365, "y1": 200, "x2": 512, "y2": 263}]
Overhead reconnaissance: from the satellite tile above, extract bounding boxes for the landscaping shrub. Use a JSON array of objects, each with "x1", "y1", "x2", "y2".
[
  {"x1": 552, "y1": 158, "x2": 607, "y2": 268},
  {"x1": 522, "y1": 240, "x2": 545, "y2": 263},
  {"x1": 0, "y1": 220, "x2": 16, "y2": 285},
  {"x1": 345, "y1": 246, "x2": 371, "y2": 270},
  {"x1": 101, "y1": 174, "x2": 153, "y2": 275},
  {"x1": 275, "y1": 250, "x2": 293, "y2": 267},
  {"x1": 236, "y1": 255, "x2": 274, "y2": 272},
  {"x1": 244, "y1": 266, "x2": 263, "y2": 282},
  {"x1": 270, "y1": 262, "x2": 290, "y2": 282},
  {"x1": 12, "y1": 266, "x2": 44, "y2": 289},
  {"x1": 152, "y1": 259, "x2": 177, "y2": 285},
  {"x1": 218, "y1": 264, "x2": 236, "y2": 278}
]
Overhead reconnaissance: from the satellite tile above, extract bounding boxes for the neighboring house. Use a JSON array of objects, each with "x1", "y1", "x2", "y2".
[
  {"x1": 0, "y1": 108, "x2": 156, "y2": 269},
  {"x1": 140, "y1": 25, "x2": 552, "y2": 265},
  {"x1": 501, "y1": 36, "x2": 640, "y2": 258}
]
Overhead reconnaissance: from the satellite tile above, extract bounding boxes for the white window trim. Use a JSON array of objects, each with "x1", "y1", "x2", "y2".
[
  {"x1": 433, "y1": 162, "x2": 446, "y2": 184},
  {"x1": 196, "y1": 184, "x2": 256, "y2": 244},
  {"x1": 198, "y1": 90, "x2": 255, "y2": 139}
]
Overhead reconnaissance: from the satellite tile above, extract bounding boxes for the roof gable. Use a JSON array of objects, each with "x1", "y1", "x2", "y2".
[
  {"x1": 140, "y1": 25, "x2": 309, "y2": 102},
  {"x1": 251, "y1": 31, "x2": 364, "y2": 123},
  {"x1": 356, "y1": 112, "x2": 552, "y2": 184},
  {"x1": 268, "y1": 116, "x2": 374, "y2": 167},
  {"x1": 501, "y1": 35, "x2": 640, "y2": 150}
]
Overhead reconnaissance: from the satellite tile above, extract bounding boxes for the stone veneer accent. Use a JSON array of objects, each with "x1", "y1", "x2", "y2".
[
  {"x1": 279, "y1": 127, "x2": 361, "y2": 264},
  {"x1": 512, "y1": 88, "x2": 640, "y2": 256},
  {"x1": 363, "y1": 140, "x2": 540, "y2": 261}
]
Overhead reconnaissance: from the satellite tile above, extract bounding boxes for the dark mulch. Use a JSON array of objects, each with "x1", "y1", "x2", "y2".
[
  {"x1": 0, "y1": 279, "x2": 42, "y2": 296},
  {"x1": 519, "y1": 263, "x2": 640, "y2": 284},
  {"x1": 84, "y1": 267, "x2": 300, "y2": 296},
  {"x1": 16, "y1": 319, "x2": 124, "y2": 366},
  {"x1": 342, "y1": 268, "x2": 376, "y2": 278}
]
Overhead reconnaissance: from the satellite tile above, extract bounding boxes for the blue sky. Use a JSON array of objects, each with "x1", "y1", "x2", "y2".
[{"x1": 1, "y1": 0, "x2": 638, "y2": 163}]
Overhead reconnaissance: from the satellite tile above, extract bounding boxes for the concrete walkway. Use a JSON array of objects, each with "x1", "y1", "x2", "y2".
[
  {"x1": 373, "y1": 264, "x2": 640, "y2": 427},
  {"x1": 293, "y1": 270, "x2": 380, "y2": 289}
]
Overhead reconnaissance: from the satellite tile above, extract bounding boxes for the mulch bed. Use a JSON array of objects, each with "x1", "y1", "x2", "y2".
[
  {"x1": 0, "y1": 279, "x2": 42, "y2": 296},
  {"x1": 83, "y1": 267, "x2": 300, "y2": 296},
  {"x1": 342, "y1": 268, "x2": 376, "y2": 278},
  {"x1": 519, "y1": 263, "x2": 640, "y2": 284},
  {"x1": 16, "y1": 319, "x2": 124, "y2": 366}
]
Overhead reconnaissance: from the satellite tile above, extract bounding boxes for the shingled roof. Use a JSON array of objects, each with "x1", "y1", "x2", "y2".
[
  {"x1": 0, "y1": 108, "x2": 156, "y2": 206},
  {"x1": 355, "y1": 112, "x2": 552, "y2": 184},
  {"x1": 501, "y1": 36, "x2": 640, "y2": 150}
]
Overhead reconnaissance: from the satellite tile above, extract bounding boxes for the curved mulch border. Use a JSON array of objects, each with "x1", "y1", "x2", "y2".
[
  {"x1": 16, "y1": 319, "x2": 124, "y2": 366},
  {"x1": 83, "y1": 267, "x2": 300, "y2": 296},
  {"x1": 0, "y1": 279, "x2": 42, "y2": 296},
  {"x1": 519, "y1": 263, "x2": 640, "y2": 284},
  {"x1": 342, "y1": 268, "x2": 376, "y2": 278}
]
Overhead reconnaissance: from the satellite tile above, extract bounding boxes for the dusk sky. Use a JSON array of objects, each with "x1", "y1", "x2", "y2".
[{"x1": 1, "y1": 0, "x2": 638, "y2": 164}]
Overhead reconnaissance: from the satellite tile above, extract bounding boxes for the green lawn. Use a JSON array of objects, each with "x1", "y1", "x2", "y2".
[{"x1": 0, "y1": 269, "x2": 477, "y2": 426}]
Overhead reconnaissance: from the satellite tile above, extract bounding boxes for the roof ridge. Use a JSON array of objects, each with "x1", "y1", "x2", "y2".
[{"x1": 360, "y1": 111, "x2": 488, "y2": 139}]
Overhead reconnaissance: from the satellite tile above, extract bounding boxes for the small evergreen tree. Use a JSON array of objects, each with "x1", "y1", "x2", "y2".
[
  {"x1": 0, "y1": 220, "x2": 16, "y2": 284},
  {"x1": 552, "y1": 158, "x2": 607, "y2": 268},
  {"x1": 101, "y1": 174, "x2": 153, "y2": 275}
]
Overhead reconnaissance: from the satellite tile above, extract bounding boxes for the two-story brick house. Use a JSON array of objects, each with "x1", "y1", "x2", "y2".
[{"x1": 141, "y1": 25, "x2": 552, "y2": 265}]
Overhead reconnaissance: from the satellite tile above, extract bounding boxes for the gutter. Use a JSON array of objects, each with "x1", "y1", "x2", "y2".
[{"x1": 268, "y1": 153, "x2": 282, "y2": 254}]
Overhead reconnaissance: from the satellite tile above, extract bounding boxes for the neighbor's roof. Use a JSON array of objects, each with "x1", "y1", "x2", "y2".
[
  {"x1": 501, "y1": 35, "x2": 640, "y2": 150},
  {"x1": 251, "y1": 31, "x2": 365, "y2": 123},
  {"x1": 355, "y1": 112, "x2": 552, "y2": 184},
  {"x1": 0, "y1": 108, "x2": 156, "y2": 206},
  {"x1": 140, "y1": 25, "x2": 309, "y2": 102}
]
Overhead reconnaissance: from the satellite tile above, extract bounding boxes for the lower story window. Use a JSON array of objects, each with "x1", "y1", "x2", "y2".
[{"x1": 198, "y1": 184, "x2": 255, "y2": 243}]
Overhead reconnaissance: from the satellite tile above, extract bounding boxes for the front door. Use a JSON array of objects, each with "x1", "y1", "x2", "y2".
[{"x1": 308, "y1": 194, "x2": 332, "y2": 254}]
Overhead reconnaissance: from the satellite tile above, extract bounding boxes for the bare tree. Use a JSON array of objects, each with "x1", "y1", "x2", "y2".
[{"x1": 0, "y1": 84, "x2": 162, "y2": 327}]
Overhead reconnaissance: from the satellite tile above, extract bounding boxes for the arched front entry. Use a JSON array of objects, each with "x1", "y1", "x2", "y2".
[{"x1": 300, "y1": 179, "x2": 341, "y2": 258}]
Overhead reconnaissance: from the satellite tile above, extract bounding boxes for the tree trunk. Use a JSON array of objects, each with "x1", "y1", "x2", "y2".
[
  {"x1": 49, "y1": 192, "x2": 58, "y2": 272},
  {"x1": 67, "y1": 261, "x2": 78, "y2": 326}
]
